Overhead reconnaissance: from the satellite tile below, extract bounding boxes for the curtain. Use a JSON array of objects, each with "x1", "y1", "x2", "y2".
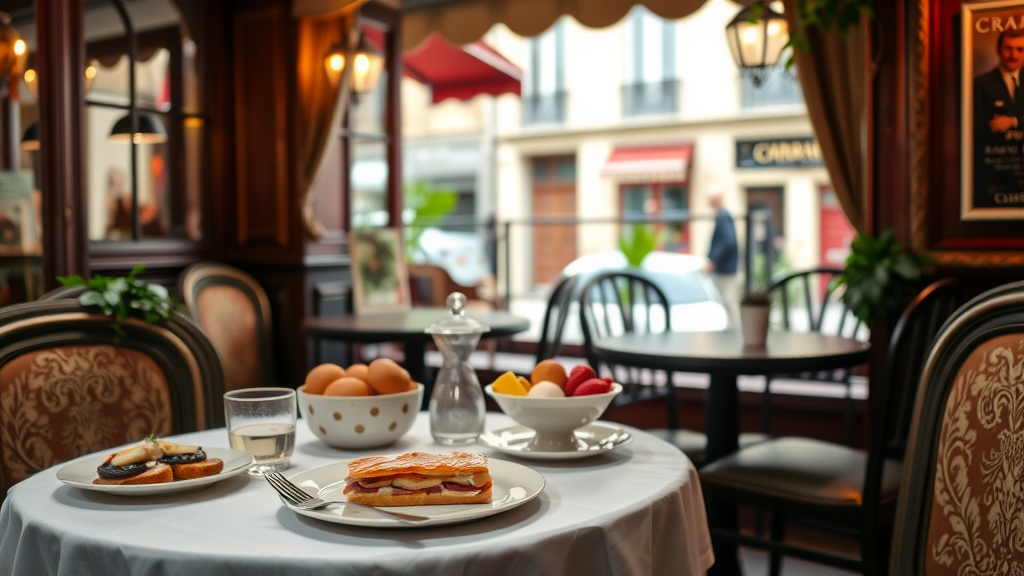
[
  {"x1": 296, "y1": 10, "x2": 360, "y2": 240},
  {"x1": 402, "y1": 0, "x2": 712, "y2": 50},
  {"x1": 782, "y1": 0, "x2": 869, "y2": 232}
]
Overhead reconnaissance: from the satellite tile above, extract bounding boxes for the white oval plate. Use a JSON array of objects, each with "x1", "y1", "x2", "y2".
[
  {"x1": 477, "y1": 423, "x2": 633, "y2": 460},
  {"x1": 56, "y1": 446, "x2": 253, "y2": 496},
  {"x1": 280, "y1": 458, "x2": 544, "y2": 529}
]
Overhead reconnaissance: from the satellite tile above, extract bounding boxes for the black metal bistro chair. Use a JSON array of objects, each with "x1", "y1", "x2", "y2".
[
  {"x1": 699, "y1": 278, "x2": 963, "y2": 576},
  {"x1": 763, "y1": 267, "x2": 866, "y2": 445}
]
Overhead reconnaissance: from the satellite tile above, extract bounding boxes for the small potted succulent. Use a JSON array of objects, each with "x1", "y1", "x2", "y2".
[{"x1": 739, "y1": 288, "x2": 772, "y2": 347}]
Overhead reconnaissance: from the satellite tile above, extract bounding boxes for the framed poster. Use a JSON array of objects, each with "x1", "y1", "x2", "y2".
[
  {"x1": 962, "y1": 0, "x2": 1024, "y2": 220},
  {"x1": 350, "y1": 228, "x2": 411, "y2": 313},
  {"x1": 0, "y1": 198, "x2": 32, "y2": 255}
]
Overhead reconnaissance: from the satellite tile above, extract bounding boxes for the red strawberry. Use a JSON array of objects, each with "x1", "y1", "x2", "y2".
[
  {"x1": 565, "y1": 365, "x2": 597, "y2": 397},
  {"x1": 602, "y1": 377, "x2": 614, "y2": 386},
  {"x1": 573, "y1": 378, "x2": 612, "y2": 397}
]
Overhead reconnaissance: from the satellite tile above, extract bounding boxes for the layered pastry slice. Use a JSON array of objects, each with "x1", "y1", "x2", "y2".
[{"x1": 343, "y1": 452, "x2": 492, "y2": 507}]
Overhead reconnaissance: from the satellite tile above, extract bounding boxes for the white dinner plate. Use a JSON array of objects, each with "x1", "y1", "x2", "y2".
[
  {"x1": 56, "y1": 446, "x2": 253, "y2": 496},
  {"x1": 280, "y1": 458, "x2": 545, "y2": 529},
  {"x1": 477, "y1": 423, "x2": 633, "y2": 460}
]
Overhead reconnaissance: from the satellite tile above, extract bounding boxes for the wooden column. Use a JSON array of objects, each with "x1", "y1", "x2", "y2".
[{"x1": 36, "y1": 0, "x2": 87, "y2": 289}]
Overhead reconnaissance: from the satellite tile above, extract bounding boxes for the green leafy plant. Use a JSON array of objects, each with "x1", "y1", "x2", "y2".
[
  {"x1": 835, "y1": 229, "x2": 935, "y2": 323},
  {"x1": 785, "y1": 0, "x2": 874, "y2": 68},
  {"x1": 403, "y1": 181, "x2": 458, "y2": 261},
  {"x1": 57, "y1": 264, "x2": 180, "y2": 344},
  {"x1": 618, "y1": 225, "x2": 658, "y2": 268}
]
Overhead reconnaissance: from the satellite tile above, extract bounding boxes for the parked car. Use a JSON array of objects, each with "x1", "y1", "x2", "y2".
[{"x1": 513, "y1": 251, "x2": 728, "y2": 346}]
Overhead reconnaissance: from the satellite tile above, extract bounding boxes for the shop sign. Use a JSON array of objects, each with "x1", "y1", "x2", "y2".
[{"x1": 736, "y1": 137, "x2": 823, "y2": 168}]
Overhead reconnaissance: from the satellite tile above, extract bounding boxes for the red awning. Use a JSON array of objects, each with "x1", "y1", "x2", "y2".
[
  {"x1": 601, "y1": 145, "x2": 694, "y2": 183},
  {"x1": 403, "y1": 33, "x2": 522, "y2": 104}
]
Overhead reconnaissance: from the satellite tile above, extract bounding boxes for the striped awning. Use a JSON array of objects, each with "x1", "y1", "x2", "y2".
[{"x1": 601, "y1": 144, "x2": 693, "y2": 183}]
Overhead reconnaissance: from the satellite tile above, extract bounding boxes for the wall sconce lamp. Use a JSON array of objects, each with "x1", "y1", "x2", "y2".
[
  {"x1": 324, "y1": 32, "x2": 384, "y2": 95},
  {"x1": 725, "y1": 1, "x2": 789, "y2": 87}
]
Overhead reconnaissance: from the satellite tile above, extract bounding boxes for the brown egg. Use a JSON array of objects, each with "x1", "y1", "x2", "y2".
[
  {"x1": 517, "y1": 376, "x2": 532, "y2": 392},
  {"x1": 531, "y1": 359, "x2": 567, "y2": 388},
  {"x1": 323, "y1": 377, "x2": 374, "y2": 397},
  {"x1": 304, "y1": 363, "x2": 346, "y2": 395},
  {"x1": 368, "y1": 358, "x2": 411, "y2": 395},
  {"x1": 346, "y1": 363, "x2": 370, "y2": 383},
  {"x1": 407, "y1": 378, "x2": 417, "y2": 392}
]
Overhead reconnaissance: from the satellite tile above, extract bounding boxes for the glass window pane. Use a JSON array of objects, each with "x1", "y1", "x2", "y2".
[
  {"x1": 623, "y1": 185, "x2": 652, "y2": 214},
  {"x1": 661, "y1": 184, "x2": 688, "y2": 214},
  {"x1": 136, "y1": 47, "x2": 171, "y2": 112},
  {"x1": 351, "y1": 140, "x2": 389, "y2": 228},
  {"x1": 137, "y1": 114, "x2": 171, "y2": 239},
  {"x1": 556, "y1": 158, "x2": 575, "y2": 181},
  {"x1": 86, "y1": 106, "x2": 134, "y2": 241}
]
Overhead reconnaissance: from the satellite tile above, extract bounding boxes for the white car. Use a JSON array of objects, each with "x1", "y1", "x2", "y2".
[{"x1": 513, "y1": 251, "x2": 728, "y2": 345}]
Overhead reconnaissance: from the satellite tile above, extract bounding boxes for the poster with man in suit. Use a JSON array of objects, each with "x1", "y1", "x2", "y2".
[{"x1": 963, "y1": 1, "x2": 1024, "y2": 219}]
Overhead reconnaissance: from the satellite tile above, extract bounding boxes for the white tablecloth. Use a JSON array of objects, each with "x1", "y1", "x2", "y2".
[{"x1": 1, "y1": 413, "x2": 713, "y2": 576}]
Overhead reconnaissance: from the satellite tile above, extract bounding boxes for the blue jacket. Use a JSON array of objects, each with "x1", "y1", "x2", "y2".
[{"x1": 707, "y1": 208, "x2": 739, "y2": 274}]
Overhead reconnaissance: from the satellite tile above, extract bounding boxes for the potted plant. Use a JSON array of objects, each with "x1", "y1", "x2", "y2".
[
  {"x1": 739, "y1": 287, "x2": 772, "y2": 347},
  {"x1": 835, "y1": 230, "x2": 935, "y2": 323},
  {"x1": 57, "y1": 264, "x2": 180, "y2": 344}
]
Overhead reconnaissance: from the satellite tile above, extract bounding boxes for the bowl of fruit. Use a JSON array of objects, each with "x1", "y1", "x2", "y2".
[
  {"x1": 298, "y1": 359, "x2": 424, "y2": 449},
  {"x1": 484, "y1": 360, "x2": 621, "y2": 451}
]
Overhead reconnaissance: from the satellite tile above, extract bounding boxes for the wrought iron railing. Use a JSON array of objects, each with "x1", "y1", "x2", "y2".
[
  {"x1": 621, "y1": 80, "x2": 680, "y2": 117},
  {"x1": 521, "y1": 91, "x2": 567, "y2": 125}
]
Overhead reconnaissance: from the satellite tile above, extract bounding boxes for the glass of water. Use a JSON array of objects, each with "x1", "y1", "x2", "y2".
[{"x1": 224, "y1": 388, "x2": 297, "y2": 475}]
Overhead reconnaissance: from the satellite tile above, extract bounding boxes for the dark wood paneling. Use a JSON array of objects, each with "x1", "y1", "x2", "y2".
[
  {"x1": 37, "y1": 0, "x2": 88, "y2": 288},
  {"x1": 233, "y1": 6, "x2": 290, "y2": 250}
]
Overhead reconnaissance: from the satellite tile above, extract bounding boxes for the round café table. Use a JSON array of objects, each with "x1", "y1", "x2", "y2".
[
  {"x1": 303, "y1": 309, "x2": 530, "y2": 406},
  {"x1": 0, "y1": 413, "x2": 714, "y2": 576},
  {"x1": 592, "y1": 330, "x2": 870, "y2": 576}
]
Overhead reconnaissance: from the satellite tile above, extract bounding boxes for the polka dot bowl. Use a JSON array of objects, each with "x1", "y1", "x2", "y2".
[{"x1": 297, "y1": 384, "x2": 424, "y2": 449}]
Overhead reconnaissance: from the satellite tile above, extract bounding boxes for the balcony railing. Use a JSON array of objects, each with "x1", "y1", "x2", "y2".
[
  {"x1": 521, "y1": 91, "x2": 567, "y2": 125},
  {"x1": 740, "y1": 73, "x2": 804, "y2": 109},
  {"x1": 622, "y1": 80, "x2": 680, "y2": 117}
]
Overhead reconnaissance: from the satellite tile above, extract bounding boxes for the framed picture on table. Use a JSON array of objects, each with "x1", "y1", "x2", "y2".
[
  {"x1": 350, "y1": 228, "x2": 411, "y2": 313},
  {"x1": 0, "y1": 198, "x2": 32, "y2": 255},
  {"x1": 961, "y1": 0, "x2": 1024, "y2": 220}
]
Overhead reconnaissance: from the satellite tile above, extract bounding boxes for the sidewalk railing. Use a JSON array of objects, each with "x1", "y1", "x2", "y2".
[{"x1": 405, "y1": 209, "x2": 776, "y2": 311}]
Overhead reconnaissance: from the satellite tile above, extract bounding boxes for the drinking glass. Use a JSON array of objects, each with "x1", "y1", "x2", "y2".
[{"x1": 224, "y1": 388, "x2": 297, "y2": 475}]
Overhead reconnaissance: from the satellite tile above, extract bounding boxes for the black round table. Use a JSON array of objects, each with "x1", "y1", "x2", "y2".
[
  {"x1": 592, "y1": 330, "x2": 870, "y2": 576},
  {"x1": 303, "y1": 308, "x2": 530, "y2": 406}
]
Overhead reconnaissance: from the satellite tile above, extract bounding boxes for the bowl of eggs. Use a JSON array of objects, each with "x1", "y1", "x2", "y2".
[
  {"x1": 298, "y1": 358, "x2": 423, "y2": 449},
  {"x1": 485, "y1": 359, "x2": 622, "y2": 451}
]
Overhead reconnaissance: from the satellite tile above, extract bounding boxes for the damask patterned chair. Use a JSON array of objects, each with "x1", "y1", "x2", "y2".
[
  {"x1": 0, "y1": 294, "x2": 224, "y2": 493},
  {"x1": 891, "y1": 279, "x2": 1024, "y2": 575},
  {"x1": 699, "y1": 278, "x2": 963, "y2": 575},
  {"x1": 179, "y1": 263, "x2": 276, "y2": 392}
]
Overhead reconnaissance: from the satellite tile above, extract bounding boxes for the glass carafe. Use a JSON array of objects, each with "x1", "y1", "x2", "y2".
[{"x1": 426, "y1": 293, "x2": 490, "y2": 444}]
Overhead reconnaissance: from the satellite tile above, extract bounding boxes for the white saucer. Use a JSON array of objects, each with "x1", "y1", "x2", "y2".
[
  {"x1": 477, "y1": 423, "x2": 633, "y2": 460},
  {"x1": 280, "y1": 458, "x2": 544, "y2": 529}
]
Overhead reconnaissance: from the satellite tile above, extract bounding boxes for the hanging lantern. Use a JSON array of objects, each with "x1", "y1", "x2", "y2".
[
  {"x1": 725, "y1": 1, "x2": 789, "y2": 87},
  {"x1": 324, "y1": 32, "x2": 384, "y2": 95},
  {"x1": 0, "y1": 12, "x2": 26, "y2": 97}
]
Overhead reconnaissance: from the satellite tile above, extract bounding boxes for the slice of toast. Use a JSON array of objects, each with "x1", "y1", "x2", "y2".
[
  {"x1": 93, "y1": 463, "x2": 173, "y2": 485},
  {"x1": 171, "y1": 458, "x2": 224, "y2": 480}
]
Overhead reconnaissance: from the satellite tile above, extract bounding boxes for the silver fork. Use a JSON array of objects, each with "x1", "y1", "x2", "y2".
[{"x1": 265, "y1": 472, "x2": 430, "y2": 524}]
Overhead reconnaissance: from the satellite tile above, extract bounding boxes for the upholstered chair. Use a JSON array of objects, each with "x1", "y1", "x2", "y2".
[
  {"x1": 0, "y1": 295, "x2": 224, "y2": 493},
  {"x1": 891, "y1": 279, "x2": 1024, "y2": 575},
  {"x1": 179, "y1": 263, "x2": 276, "y2": 392}
]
